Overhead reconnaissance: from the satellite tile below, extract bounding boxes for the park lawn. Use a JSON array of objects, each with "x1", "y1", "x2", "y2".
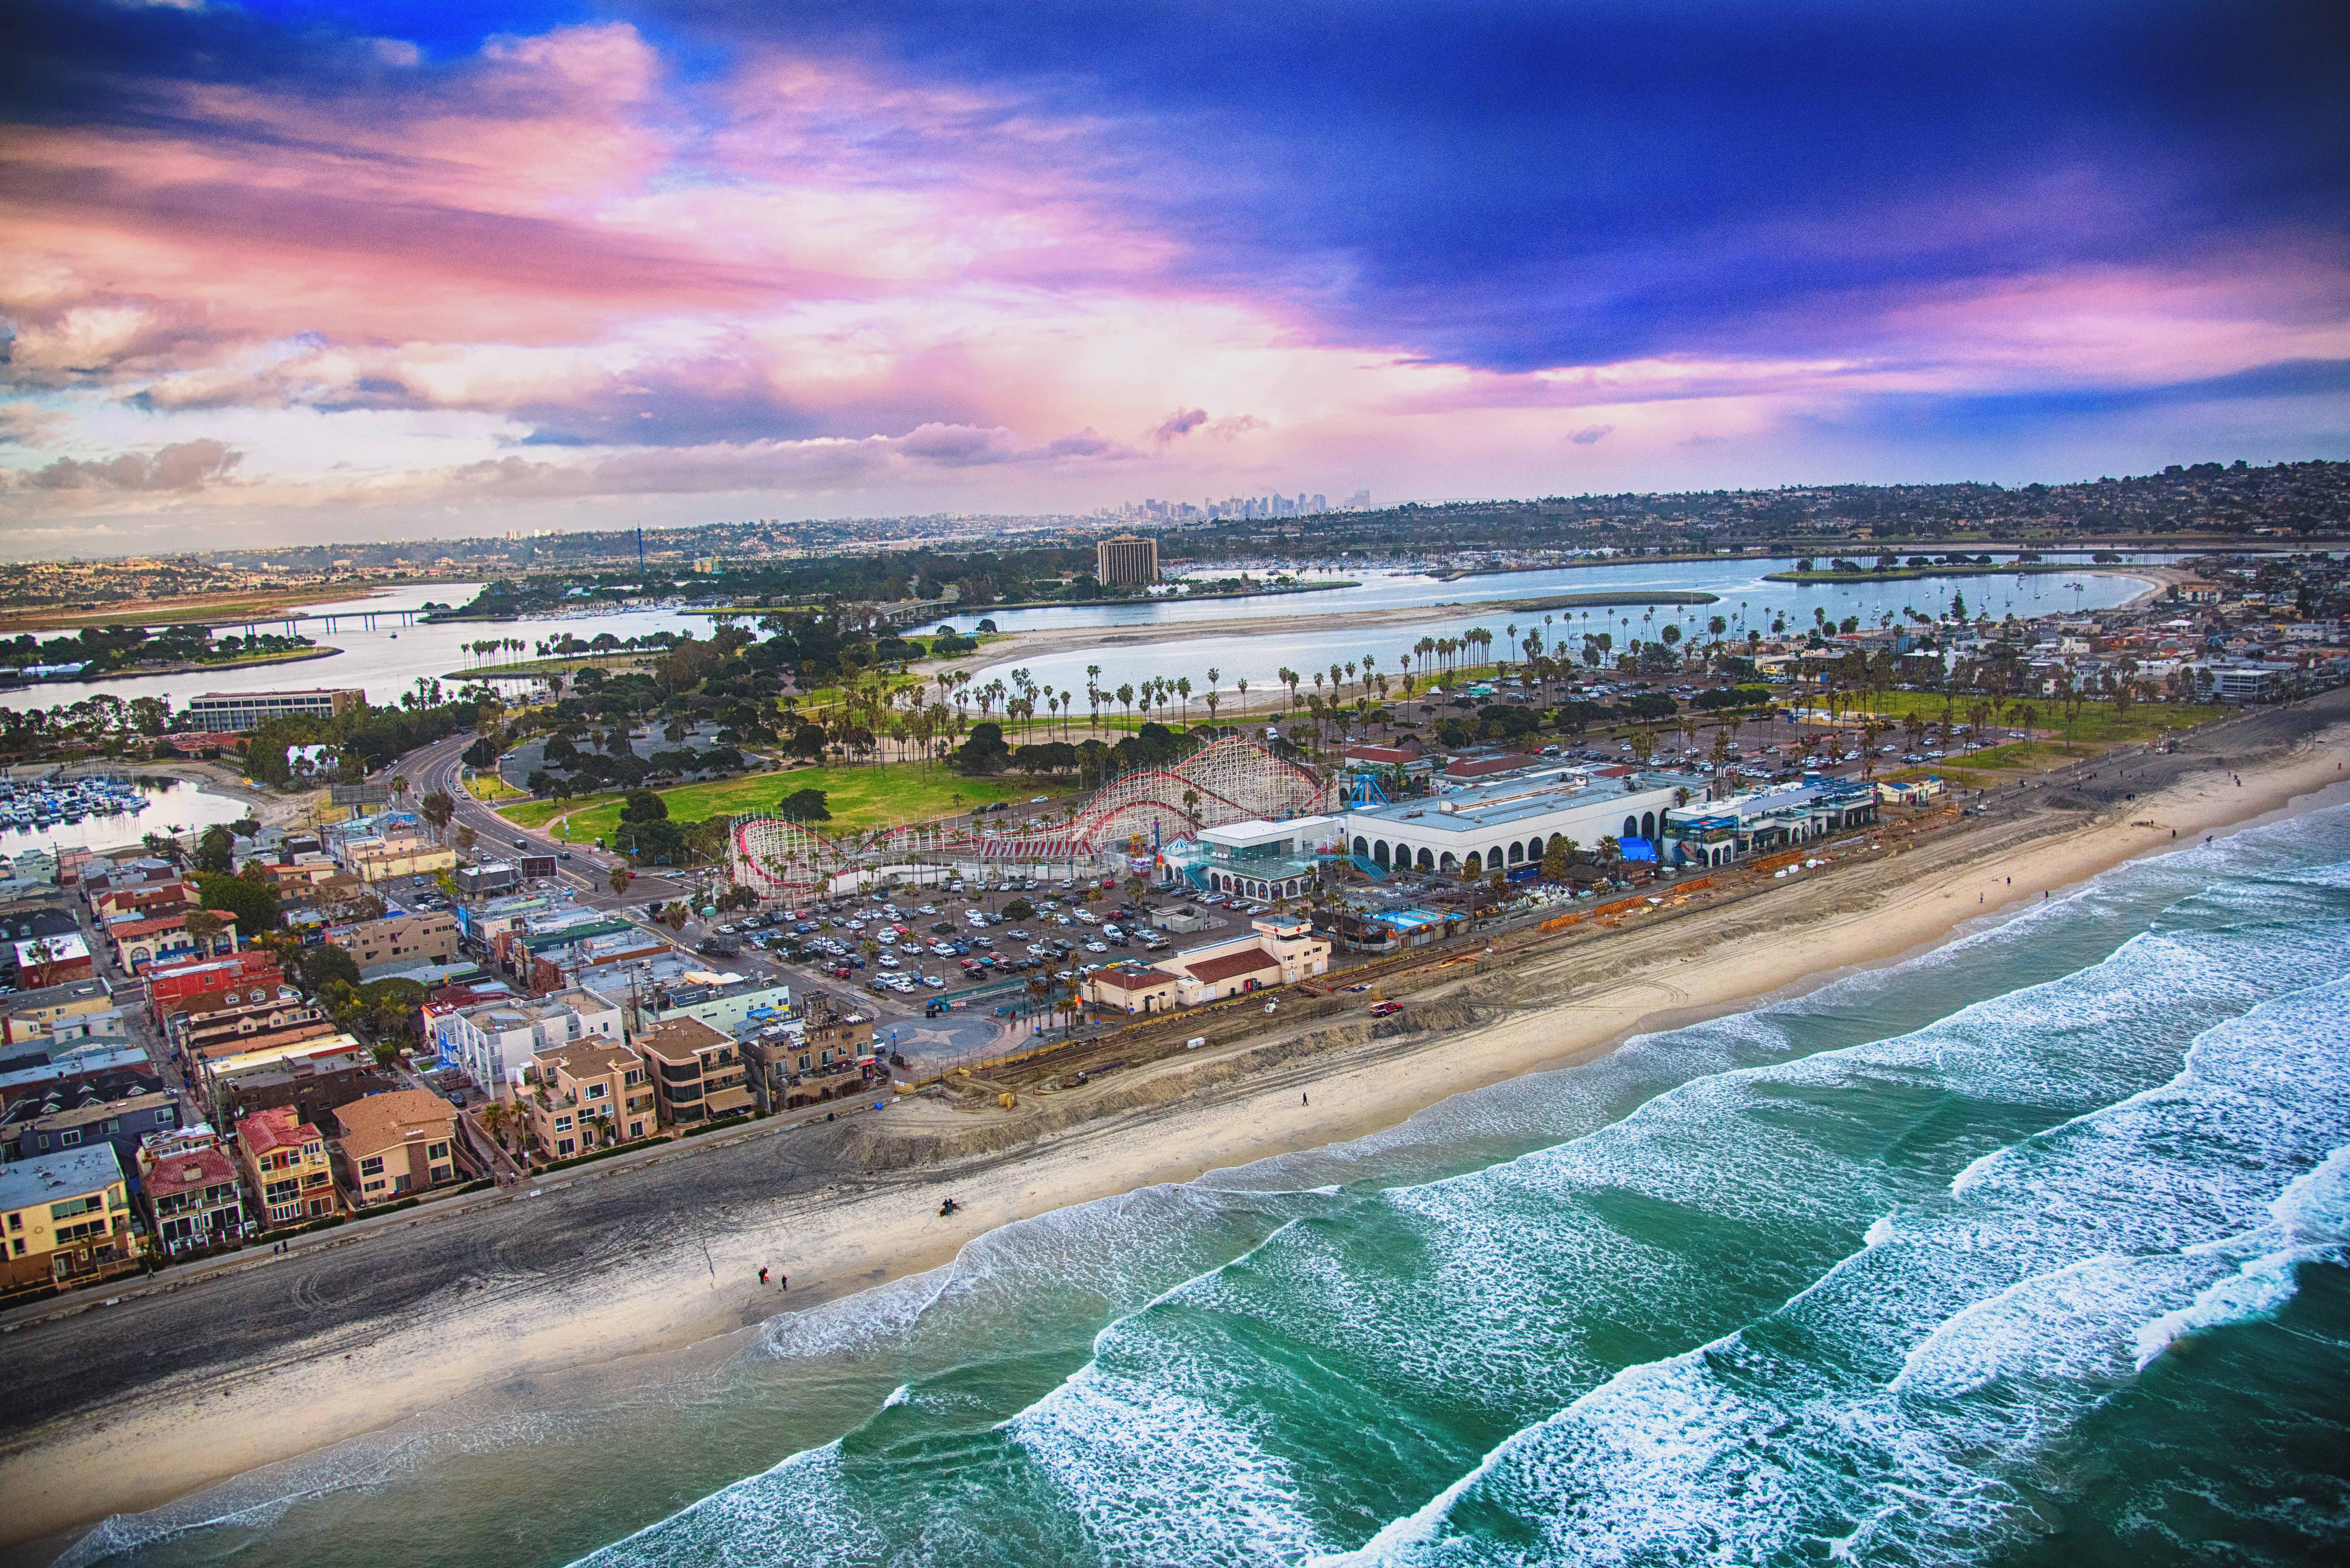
[
  {"x1": 498, "y1": 762, "x2": 1075, "y2": 847},
  {"x1": 1954, "y1": 741, "x2": 2096, "y2": 772},
  {"x1": 465, "y1": 771, "x2": 527, "y2": 802},
  {"x1": 1852, "y1": 691, "x2": 2225, "y2": 744}
]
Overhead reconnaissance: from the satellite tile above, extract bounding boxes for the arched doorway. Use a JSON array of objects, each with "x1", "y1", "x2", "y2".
[
  {"x1": 1623, "y1": 815, "x2": 1639, "y2": 840},
  {"x1": 1507, "y1": 842, "x2": 1524, "y2": 864},
  {"x1": 1353, "y1": 835, "x2": 1369, "y2": 859},
  {"x1": 1641, "y1": 810, "x2": 1656, "y2": 839},
  {"x1": 1416, "y1": 848, "x2": 1434, "y2": 872},
  {"x1": 1374, "y1": 841, "x2": 1390, "y2": 868},
  {"x1": 1465, "y1": 852, "x2": 1482, "y2": 875}
]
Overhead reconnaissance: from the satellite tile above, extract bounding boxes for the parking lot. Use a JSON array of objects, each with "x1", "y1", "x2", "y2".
[{"x1": 700, "y1": 872, "x2": 1245, "y2": 1021}]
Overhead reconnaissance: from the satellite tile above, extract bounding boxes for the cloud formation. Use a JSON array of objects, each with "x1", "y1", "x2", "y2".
[
  {"x1": 17, "y1": 439, "x2": 241, "y2": 492},
  {"x1": 0, "y1": 0, "x2": 2343, "y2": 549}
]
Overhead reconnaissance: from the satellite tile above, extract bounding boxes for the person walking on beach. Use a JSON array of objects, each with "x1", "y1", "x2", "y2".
[{"x1": 759, "y1": 1267, "x2": 769, "y2": 1287}]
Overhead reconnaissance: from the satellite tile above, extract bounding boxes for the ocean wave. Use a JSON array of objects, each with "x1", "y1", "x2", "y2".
[{"x1": 1319, "y1": 976, "x2": 2350, "y2": 1567}]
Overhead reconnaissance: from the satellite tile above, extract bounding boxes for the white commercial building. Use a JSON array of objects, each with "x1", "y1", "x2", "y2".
[
  {"x1": 1188, "y1": 815, "x2": 1340, "y2": 901},
  {"x1": 182, "y1": 689, "x2": 363, "y2": 732},
  {"x1": 1342, "y1": 766, "x2": 1688, "y2": 877},
  {"x1": 429, "y1": 988, "x2": 623, "y2": 1092}
]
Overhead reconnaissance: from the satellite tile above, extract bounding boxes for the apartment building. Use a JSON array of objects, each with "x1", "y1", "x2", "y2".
[
  {"x1": 10, "y1": 1085, "x2": 180, "y2": 1169},
  {"x1": 234, "y1": 1104, "x2": 340, "y2": 1226},
  {"x1": 146, "y1": 951, "x2": 285, "y2": 1027},
  {"x1": 525, "y1": 1039, "x2": 657, "y2": 1158},
  {"x1": 182, "y1": 688, "x2": 363, "y2": 732},
  {"x1": 326, "y1": 911, "x2": 459, "y2": 975},
  {"x1": 632, "y1": 1015, "x2": 753, "y2": 1127},
  {"x1": 1, "y1": 1144, "x2": 136, "y2": 1291},
  {"x1": 427, "y1": 988, "x2": 624, "y2": 1093},
  {"x1": 204, "y1": 1033, "x2": 386, "y2": 1131},
  {"x1": 1, "y1": 976, "x2": 115, "y2": 1047},
  {"x1": 105, "y1": 910, "x2": 237, "y2": 975},
  {"x1": 332, "y1": 1090, "x2": 460, "y2": 1207}
]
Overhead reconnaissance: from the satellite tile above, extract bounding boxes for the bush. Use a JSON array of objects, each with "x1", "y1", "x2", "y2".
[
  {"x1": 681, "y1": 1113, "x2": 755, "y2": 1138},
  {"x1": 534, "y1": 1137, "x2": 671, "y2": 1174}
]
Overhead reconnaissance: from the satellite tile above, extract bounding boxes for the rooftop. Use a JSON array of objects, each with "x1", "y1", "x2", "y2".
[
  {"x1": 144, "y1": 1143, "x2": 238, "y2": 1200},
  {"x1": 333, "y1": 1089, "x2": 456, "y2": 1154},
  {"x1": 0, "y1": 1143, "x2": 125, "y2": 1211},
  {"x1": 1181, "y1": 948, "x2": 1282, "y2": 985},
  {"x1": 535, "y1": 1038, "x2": 640, "y2": 1078},
  {"x1": 2, "y1": 976, "x2": 112, "y2": 1013},
  {"x1": 634, "y1": 1014, "x2": 731, "y2": 1063},
  {"x1": 1350, "y1": 766, "x2": 1683, "y2": 833},
  {"x1": 237, "y1": 1103, "x2": 321, "y2": 1156},
  {"x1": 1092, "y1": 965, "x2": 1176, "y2": 992}
]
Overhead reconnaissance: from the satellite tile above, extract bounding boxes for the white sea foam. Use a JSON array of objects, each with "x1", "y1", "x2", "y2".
[
  {"x1": 1325, "y1": 971, "x2": 2350, "y2": 1567},
  {"x1": 1010, "y1": 1365, "x2": 1331, "y2": 1566}
]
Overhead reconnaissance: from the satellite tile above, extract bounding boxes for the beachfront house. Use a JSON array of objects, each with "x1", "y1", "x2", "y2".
[
  {"x1": 523, "y1": 1038, "x2": 656, "y2": 1157},
  {"x1": 331, "y1": 1089, "x2": 461, "y2": 1206},
  {"x1": 0, "y1": 1144, "x2": 138, "y2": 1291},
  {"x1": 234, "y1": 1104, "x2": 341, "y2": 1226}
]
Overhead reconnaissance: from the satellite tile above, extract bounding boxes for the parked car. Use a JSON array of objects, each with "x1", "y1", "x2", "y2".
[{"x1": 1369, "y1": 1000, "x2": 1404, "y2": 1017}]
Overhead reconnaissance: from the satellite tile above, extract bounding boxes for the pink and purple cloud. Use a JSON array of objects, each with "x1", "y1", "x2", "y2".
[{"x1": 1, "y1": 0, "x2": 2344, "y2": 550}]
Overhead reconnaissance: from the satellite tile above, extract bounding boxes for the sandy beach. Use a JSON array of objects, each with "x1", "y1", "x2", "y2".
[{"x1": 3, "y1": 698, "x2": 2344, "y2": 1554}]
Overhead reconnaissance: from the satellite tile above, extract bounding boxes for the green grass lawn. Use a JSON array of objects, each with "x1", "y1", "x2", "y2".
[
  {"x1": 499, "y1": 762, "x2": 1080, "y2": 845},
  {"x1": 1847, "y1": 691, "x2": 2224, "y2": 745},
  {"x1": 1951, "y1": 740, "x2": 2096, "y2": 772}
]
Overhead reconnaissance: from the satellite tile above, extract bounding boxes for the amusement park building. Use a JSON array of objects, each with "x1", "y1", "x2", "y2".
[
  {"x1": 1189, "y1": 817, "x2": 1341, "y2": 901},
  {"x1": 1343, "y1": 766, "x2": 1687, "y2": 877}
]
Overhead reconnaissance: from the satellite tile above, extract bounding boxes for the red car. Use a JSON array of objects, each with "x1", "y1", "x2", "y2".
[{"x1": 1368, "y1": 1001, "x2": 1404, "y2": 1017}]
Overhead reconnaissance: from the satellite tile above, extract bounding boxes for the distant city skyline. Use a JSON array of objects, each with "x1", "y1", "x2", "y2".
[{"x1": 2, "y1": 1, "x2": 2344, "y2": 556}]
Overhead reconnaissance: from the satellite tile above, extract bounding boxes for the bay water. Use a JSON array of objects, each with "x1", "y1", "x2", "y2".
[{"x1": 57, "y1": 800, "x2": 2350, "y2": 1567}]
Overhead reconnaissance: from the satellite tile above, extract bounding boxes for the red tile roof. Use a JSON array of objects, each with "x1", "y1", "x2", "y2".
[
  {"x1": 237, "y1": 1104, "x2": 319, "y2": 1157},
  {"x1": 1094, "y1": 966, "x2": 1176, "y2": 992},
  {"x1": 1182, "y1": 949, "x2": 1282, "y2": 985},
  {"x1": 147, "y1": 1146, "x2": 238, "y2": 1200}
]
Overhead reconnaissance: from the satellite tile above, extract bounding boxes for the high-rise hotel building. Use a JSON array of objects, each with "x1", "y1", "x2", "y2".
[{"x1": 1095, "y1": 533, "x2": 1159, "y2": 587}]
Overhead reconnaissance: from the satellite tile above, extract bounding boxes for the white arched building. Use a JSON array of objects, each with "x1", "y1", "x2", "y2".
[{"x1": 1343, "y1": 766, "x2": 1688, "y2": 878}]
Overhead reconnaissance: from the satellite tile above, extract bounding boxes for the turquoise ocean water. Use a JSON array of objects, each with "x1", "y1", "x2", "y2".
[{"x1": 62, "y1": 803, "x2": 2350, "y2": 1567}]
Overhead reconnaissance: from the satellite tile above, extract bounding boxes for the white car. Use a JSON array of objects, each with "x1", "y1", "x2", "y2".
[
  {"x1": 921, "y1": 975, "x2": 945, "y2": 989},
  {"x1": 1086, "y1": 941, "x2": 1109, "y2": 954},
  {"x1": 876, "y1": 955, "x2": 901, "y2": 969}
]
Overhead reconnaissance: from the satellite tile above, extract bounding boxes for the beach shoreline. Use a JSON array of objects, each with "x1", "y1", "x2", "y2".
[{"x1": 3, "y1": 702, "x2": 2344, "y2": 1556}]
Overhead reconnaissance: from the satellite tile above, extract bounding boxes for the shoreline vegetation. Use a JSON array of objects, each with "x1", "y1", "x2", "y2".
[
  {"x1": 1, "y1": 645, "x2": 344, "y2": 694},
  {"x1": 673, "y1": 579, "x2": 1368, "y2": 618},
  {"x1": 2, "y1": 695, "x2": 2344, "y2": 1550},
  {"x1": 1765, "y1": 562, "x2": 2136, "y2": 584},
  {"x1": 0, "y1": 586, "x2": 432, "y2": 635}
]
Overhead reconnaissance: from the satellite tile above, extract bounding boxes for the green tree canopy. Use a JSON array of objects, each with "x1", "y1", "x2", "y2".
[
  {"x1": 192, "y1": 869, "x2": 280, "y2": 934},
  {"x1": 777, "y1": 787, "x2": 831, "y2": 822}
]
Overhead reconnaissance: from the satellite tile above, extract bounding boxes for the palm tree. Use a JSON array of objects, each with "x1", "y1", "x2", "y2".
[{"x1": 1176, "y1": 676, "x2": 1192, "y2": 723}]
